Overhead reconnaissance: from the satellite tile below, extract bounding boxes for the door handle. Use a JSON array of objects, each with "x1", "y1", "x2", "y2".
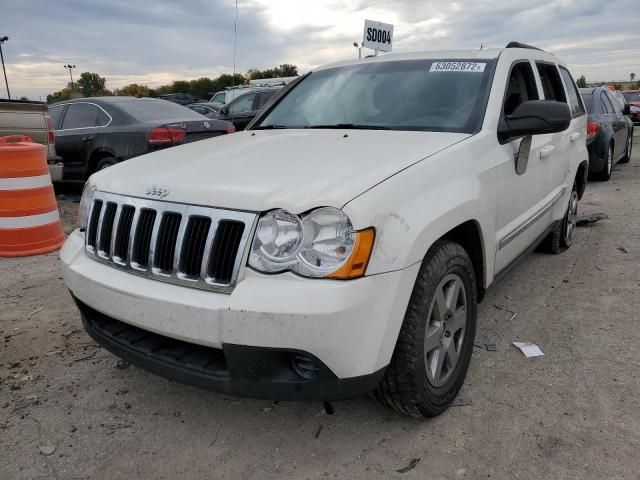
[
  {"x1": 82, "y1": 136, "x2": 94, "y2": 142},
  {"x1": 540, "y1": 145, "x2": 555, "y2": 159},
  {"x1": 569, "y1": 132, "x2": 581, "y2": 142}
]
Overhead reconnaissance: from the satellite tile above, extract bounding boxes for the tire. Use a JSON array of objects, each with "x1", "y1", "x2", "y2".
[
  {"x1": 95, "y1": 156, "x2": 118, "y2": 172},
  {"x1": 374, "y1": 241, "x2": 477, "y2": 418},
  {"x1": 596, "y1": 144, "x2": 613, "y2": 181},
  {"x1": 619, "y1": 131, "x2": 633, "y2": 164},
  {"x1": 541, "y1": 182, "x2": 578, "y2": 254}
]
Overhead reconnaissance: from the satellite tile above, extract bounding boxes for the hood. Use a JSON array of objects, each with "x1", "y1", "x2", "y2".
[{"x1": 92, "y1": 129, "x2": 469, "y2": 213}]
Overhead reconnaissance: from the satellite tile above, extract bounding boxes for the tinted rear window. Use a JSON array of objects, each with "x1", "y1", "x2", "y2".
[{"x1": 116, "y1": 99, "x2": 205, "y2": 121}]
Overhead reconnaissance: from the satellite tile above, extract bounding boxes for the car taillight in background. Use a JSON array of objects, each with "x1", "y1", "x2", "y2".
[
  {"x1": 224, "y1": 123, "x2": 236, "y2": 134},
  {"x1": 586, "y1": 122, "x2": 600, "y2": 141},
  {"x1": 45, "y1": 115, "x2": 55, "y2": 145},
  {"x1": 147, "y1": 126, "x2": 187, "y2": 145}
]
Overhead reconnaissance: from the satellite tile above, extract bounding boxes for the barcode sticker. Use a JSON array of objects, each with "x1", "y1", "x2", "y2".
[{"x1": 429, "y1": 62, "x2": 486, "y2": 73}]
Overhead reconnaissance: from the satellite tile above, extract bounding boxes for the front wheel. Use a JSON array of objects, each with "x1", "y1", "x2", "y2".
[{"x1": 374, "y1": 241, "x2": 477, "y2": 418}]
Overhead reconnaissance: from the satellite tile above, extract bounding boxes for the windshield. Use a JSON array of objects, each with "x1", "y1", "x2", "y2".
[
  {"x1": 254, "y1": 59, "x2": 495, "y2": 133},
  {"x1": 623, "y1": 91, "x2": 640, "y2": 102},
  {"x1": 116, "y1": 99, "x2": 205, "y2": 121}
]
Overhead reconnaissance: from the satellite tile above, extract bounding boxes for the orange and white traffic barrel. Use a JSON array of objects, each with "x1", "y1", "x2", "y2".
[{"x1": 0, "y1": 135, "x2": 64, "y2": 257}]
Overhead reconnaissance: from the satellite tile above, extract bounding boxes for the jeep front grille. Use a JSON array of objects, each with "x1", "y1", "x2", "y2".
[{"x1": 85, "y1": 191, "x2": 257, "y2": 292}]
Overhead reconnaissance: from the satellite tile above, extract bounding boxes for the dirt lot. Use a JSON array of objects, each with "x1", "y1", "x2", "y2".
[{"x1": 2, "y1": 134, "x2": 639, "y2": 480}]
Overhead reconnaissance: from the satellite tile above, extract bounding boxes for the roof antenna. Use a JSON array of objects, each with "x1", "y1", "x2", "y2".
[{"x1": 232, "y1": 0, "x2": 238, "y2": 89}]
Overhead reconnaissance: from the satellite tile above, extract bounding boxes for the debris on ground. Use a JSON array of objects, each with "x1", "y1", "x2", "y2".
[
  {"x1": 62, "y1": 325, "x2": 80, "y2": 337},
  {"x1": 116, "y1": 360, "x2": 130, "y2": 370},
  {"x1": 396, "y1": 458, "x2": 420, "y2": 473},
  {"x1": 26, "y1": 307, "x2": 44, "y2": 319},
  {"x1": 493, "y1": 304, "x2": 516, "y2": 315},
  {"x1": 451, "y1": 398, "x2": 473, "y2": 407},
  {"x1": 617, "y1": 246, "x2": 629, "y2": 254},
  {"x1": 314, "y1": 425, "x2": 323, "y2": 439},
  {"x1": 513, "y1": 342, "x2": 544, "y2": 358},
  {"x1": 38, "y1": 445, "x2": 56, "y2": 456},
  {"x1": 485, "y1": 343, "x2": 496, "y2": 352},
  {"x1": 576, "y1": 213, "x2": 608, "y2": 227}
]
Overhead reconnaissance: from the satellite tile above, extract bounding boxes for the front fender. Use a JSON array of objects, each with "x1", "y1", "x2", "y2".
[{"x1": 343, "y1": 156, "x2": 494, "y2": 285}]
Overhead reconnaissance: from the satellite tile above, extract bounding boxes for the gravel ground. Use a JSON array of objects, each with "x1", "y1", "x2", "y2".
[{"x1": 1, "y1": 134, "x2": 639, "y2": 480}]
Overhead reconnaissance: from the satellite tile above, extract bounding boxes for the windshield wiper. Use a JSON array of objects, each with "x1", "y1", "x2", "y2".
[
  {"x1": 252, "y1": 124, "x2": 290, "y2": 130},
  {"x1": 304, "y1": 123, "x2": 392, "y2": 130}
]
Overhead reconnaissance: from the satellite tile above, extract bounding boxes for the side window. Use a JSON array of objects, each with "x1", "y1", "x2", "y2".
[
  {"x1": 61, "y1": 103, "x2": 99, "y2": 129},
  {"x1": 504, "y1": 61, "x2": 539, "y2": 115},
  {"x1": 227, "y1": 93, "x2": 257, "y2": 115},
  {"x1": 211, "y1": 92, "x2": 225, "y2": 104},
  {"x1": 536, "y1": 63, "x2": 567, "y2": 102},
  {"x1": 559, "y1": 67, "x2": 585, "y2": 118},
  {"x1": 96, "y1": 108, "x2": 110, "y2": 126},
  {"x1": 600, "y1": 93, "x2": 615, "y2": 114},
  {"x1": 49, "y1": 105, "x2": 65, "y2": 129},
  {"x1": 605, "y1": 92, "x2": 621, "y2": 114},
  {"x1": 256, "y1": 91, "x2": 277, "y2": 109}
]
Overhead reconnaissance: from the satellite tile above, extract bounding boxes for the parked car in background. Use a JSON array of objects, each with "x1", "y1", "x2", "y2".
[
  {"x1": 622, "y1": 90, "x2": 640, "y2": 124},
  {"x1": 49, "y1": 97, "x2": 235, "y2": 180},
  {"x1": 216, "y1": 87, "x2": 281, "y2": 131},
  {"x1": 580, "y1": 87, "x2": 634, "y2": 180},
  {"x1": 209, "y1": 78, "x2": 296, "y2": 105},
  {"x1": 186, "y1": 102, "x2": 221, "y2": 118},
  {"x1": 159, "y1": 93, "x2": 204, "y2": 106},
  {"x1": 0, "y1": 99, "x2": 62, "y2": 181}
]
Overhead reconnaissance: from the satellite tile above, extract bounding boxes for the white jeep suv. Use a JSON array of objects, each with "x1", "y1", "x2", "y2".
[{"x1": 61, "y1": 42, "x2": 588, "y2": 417}]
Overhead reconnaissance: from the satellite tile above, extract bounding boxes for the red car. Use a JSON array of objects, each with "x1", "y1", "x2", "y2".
[{"x1": 623, "y1": 90, "x2": 640, "y2": 124}]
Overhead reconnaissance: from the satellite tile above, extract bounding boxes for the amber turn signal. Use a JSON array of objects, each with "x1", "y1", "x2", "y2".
[{"x1": 327, "y1": 227, "x2": 375, "y2": 279}]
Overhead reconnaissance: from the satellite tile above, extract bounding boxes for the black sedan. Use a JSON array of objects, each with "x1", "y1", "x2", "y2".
[
  {"x1": 579, "y1": 87, "x2": 634, "y2": 181},
  {"x1": 217, "y1": 87, "x2": 281, "y2": 131},
  {"x1": 49, "y1": 97, "x2": 235, "y2": 181}
]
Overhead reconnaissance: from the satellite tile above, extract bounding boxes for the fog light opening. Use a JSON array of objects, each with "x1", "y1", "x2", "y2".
[{"x1": 291, "y1": 353, "x2": 320, "y2": 380}]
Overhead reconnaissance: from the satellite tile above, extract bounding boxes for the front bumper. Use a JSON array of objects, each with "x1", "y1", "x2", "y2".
[{"x1": 61, "y1": 230, "x2": 419, "y2": 399}]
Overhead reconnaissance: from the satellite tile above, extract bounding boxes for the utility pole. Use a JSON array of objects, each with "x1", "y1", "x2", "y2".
[
  {"x1": 64, "y1": 64, "x2": 76, "y2": 91},
  {"x1": 0, "y1": 36, "x2": 10, "y2": 99}
]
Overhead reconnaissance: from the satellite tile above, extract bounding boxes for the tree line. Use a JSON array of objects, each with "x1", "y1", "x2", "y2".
[{"x1": 46, "y1": 64, "x2": 298, "y2": 104}]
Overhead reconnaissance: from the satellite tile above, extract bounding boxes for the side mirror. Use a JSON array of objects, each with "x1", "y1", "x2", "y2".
[
  {"x1": 623, "y1": 104, "x2": 631, "y2": 115},
  {"x1": 498, "y1": 100, "x2": 571, "y2": 143},
  {"x1": 220, "y1": 106, "x2": 229, "y2": 115}
]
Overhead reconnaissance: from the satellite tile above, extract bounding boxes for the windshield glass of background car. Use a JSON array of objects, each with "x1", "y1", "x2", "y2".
[
  {"x1": 117, "y1": 99, "x2": 205, "y2": 121},
  {"x1": 255, "y1": 59, "x2": 495, "y2": 133}
]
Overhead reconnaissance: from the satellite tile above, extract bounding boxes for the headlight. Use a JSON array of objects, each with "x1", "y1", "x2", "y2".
[
  {"x1": 77, "y1": 181, "x2": 97, "y2": 230},
  {"x1": 249, "y1": 207, "x2": 375, "y2": 279}
]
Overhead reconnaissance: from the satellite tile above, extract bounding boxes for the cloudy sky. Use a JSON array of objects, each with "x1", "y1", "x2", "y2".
[{"x1": 2, "y1": 0, "x2": 639, "y2": 100}]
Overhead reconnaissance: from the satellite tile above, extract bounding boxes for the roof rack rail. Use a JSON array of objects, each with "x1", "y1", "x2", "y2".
[{"x1": 505, "y1": 41, "x2": 544, "y2": 51}]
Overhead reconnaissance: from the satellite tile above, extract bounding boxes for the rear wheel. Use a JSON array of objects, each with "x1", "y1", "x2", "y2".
[
  {"x1": 374, "y1": 241, "x2": 477, "y2": 418},
  {"x1": 542, "y1": 182, "x2": 578, "y2": 254},
  {"x1": 619, "y1": 131, "x2": 633, "y2": 164},
  {"x1": 597, "y1": 144, "x2": 613, "y2": 181}
]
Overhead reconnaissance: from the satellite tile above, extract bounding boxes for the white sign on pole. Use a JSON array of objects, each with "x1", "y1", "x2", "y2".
[{"x1": 362, "y1": 19, "x2": 394, "y2": 53}]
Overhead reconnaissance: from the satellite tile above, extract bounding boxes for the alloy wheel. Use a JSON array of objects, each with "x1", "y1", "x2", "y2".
[
  {"x1": 607, "y1": 147, "x2": 613, "y2": 176},
  {"x1": 424, "y1": 273, "x2": 468, "y2": 388},
  {"x1": 564, "y1": 190, "x2": 578, "y2": 245}
]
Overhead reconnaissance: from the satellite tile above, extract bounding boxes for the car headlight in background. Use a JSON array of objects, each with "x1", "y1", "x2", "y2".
[
  {"x1": 249, "y1": 207, "x2": 375, "y2": 279},
  {"x1": 77, "y1": 181, "x2": 97, "y2": 230}
]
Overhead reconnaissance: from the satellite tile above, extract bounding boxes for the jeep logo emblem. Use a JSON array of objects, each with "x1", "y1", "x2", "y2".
[{"x1": 145, "y1": 185, "x2": 170, "y2": 198}]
